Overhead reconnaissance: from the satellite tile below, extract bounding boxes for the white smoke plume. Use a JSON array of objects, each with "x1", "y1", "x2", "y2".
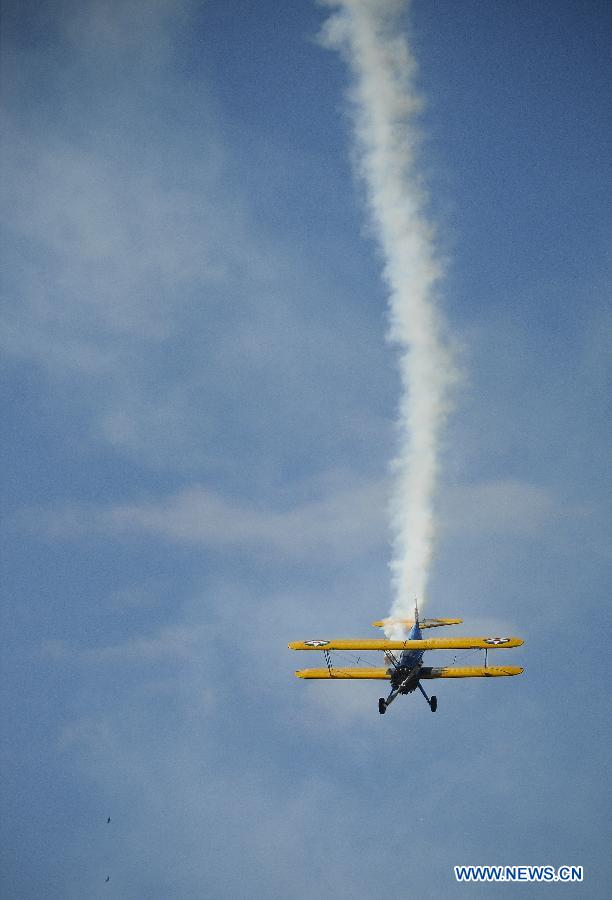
[{"x1": 320, "y1": 0, "x2": 456, "y2": 637}]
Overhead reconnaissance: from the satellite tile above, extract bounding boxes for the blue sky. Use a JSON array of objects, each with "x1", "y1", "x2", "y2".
[{"x1": 1, "y1": 1, "x2": 611, "y2": 897}]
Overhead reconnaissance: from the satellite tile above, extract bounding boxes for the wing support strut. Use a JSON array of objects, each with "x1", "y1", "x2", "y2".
[{"x1": 324, "y1": 649, "x2": 333, "y2": 677}]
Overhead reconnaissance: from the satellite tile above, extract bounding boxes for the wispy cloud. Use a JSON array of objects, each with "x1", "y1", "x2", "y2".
[
  {"x1": 441, "y1": 478, "x2": 560, "y2": 538},
  {"x1": 42, "y1": 623, "x2": 202, "y2": 665},
  {"x1": 15, "y1": 474, "x2": 573, "y2": 562},
  {"x1": 1, "y1": 0, "x2": 291, "y2": 469},
  {"x1": 20, "y1": 476, "x2": 390, "y2": 564}
]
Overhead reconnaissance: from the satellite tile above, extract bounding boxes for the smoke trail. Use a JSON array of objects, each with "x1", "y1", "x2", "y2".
[{"x1": 320, "y1": 0, "x2": 455, "y2": 637}]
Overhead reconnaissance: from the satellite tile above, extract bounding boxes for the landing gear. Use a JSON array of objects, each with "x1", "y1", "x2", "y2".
[
  {"x1": 378, "y1": 676, "x2": 438, "y2": 714},
  {"x1": 417, "y1": 681, "x2": 437, "y2": 712}
]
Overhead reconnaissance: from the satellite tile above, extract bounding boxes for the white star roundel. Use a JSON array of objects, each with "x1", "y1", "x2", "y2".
[
  {"x1": 304, "y1": 640, "x2": 330, "y2": 648},
  {"x1": 484, "y1": 637, "x2": 510, "y2": 645}
]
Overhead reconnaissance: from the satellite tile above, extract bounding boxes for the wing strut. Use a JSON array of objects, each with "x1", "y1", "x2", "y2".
[{"x1": 324, "y1": 649, "x2": 333, "y2": 677}]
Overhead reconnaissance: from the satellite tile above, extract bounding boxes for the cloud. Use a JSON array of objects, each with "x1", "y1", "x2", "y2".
[
  {"x1": 15, "y1": 475, "x2": 571, "y2": 571},
  {"x1": 441, "y1": 478, "x2": 560, "y2": 538},
  {"x1": 59, "y1": 0, "x2": 188, "y2": 57},
  {"x1": 21, "y1": 475, "x2": 390, "y2": 565},
  {"x1": 0, "y1": 0, "x2": 287, "y2": 469},
  {"x1": 0, "y1": 108, "x2": 247, "y2": 386},
  {"x1": 108, "y1": 577, "x2": 174, "y2": 610},
  {"x1": 43, "y1": 623, "x2": 202, "y2": 666}
]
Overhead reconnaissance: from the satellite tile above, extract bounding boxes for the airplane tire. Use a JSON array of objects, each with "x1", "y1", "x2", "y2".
[
  {"x1": 378, "y1": 698, "x2": 386, "y2": 715},
  {"x1": 430, "y1": 696, "x2": 437, "y2": 713}
]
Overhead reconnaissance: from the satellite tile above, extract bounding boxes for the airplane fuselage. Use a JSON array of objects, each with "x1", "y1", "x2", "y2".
[{"x1": 387, "y1": 621, "x2": 424, "y2": 693}]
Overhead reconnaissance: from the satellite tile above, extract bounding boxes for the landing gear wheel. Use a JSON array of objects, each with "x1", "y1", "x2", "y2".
[
  {"x1": 378, "y1": 698, "x2": 387, "y2": 715},
  {"x1": 430, "y1": 696, "x2": 437, "y2": 713}
]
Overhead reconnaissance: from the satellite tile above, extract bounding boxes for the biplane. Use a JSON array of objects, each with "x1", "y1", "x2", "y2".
[{"x1": 289, "y1": 605, "x2": 523, "y2": 714}]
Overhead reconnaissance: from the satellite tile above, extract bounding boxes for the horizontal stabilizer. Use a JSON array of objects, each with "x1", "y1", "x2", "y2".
[
  {"x1": 420, "y1": 666, "x2": 523, "y2": 678},
  {"x1": 289, "y1": 637, "x2": 523, "y2": 651},
  {"x1": 295, "y1": 667, "x2": 390, "y2": 680},
  {"x1": 372, "y1": 617, "x2": 463, "y2": 629}
]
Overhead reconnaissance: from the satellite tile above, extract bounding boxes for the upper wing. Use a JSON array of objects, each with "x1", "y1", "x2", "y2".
[
  {"x1": 288, "y1": 637, "x2": 523, "y2": 651},
  {"x1": 295, "y1": 667, "x2": 390, "y2": 680},
  {"x1": 420, "y1": 666, "x2": 523, "y2": 678},
  {"x1": 371, "y1": 618, "x2": 463, "y2": 629}
]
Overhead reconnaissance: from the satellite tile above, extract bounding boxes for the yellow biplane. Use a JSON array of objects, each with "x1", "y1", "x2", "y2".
[{"x1": 289, "y1": 604, "x2": 523, "y2": 714}]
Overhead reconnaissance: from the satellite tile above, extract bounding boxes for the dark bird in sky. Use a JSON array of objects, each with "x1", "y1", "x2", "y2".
[
  {"x1": 105, "y1": 876, "x2": 110, "y2": 882},
  {"x1": 107, "y1": 817, "x2": 111, "y2": 823}
]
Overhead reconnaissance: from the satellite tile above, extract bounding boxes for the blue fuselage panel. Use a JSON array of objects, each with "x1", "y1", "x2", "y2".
[{"x1": 392, "y1": 621, "x2": 425, "y2": 686}]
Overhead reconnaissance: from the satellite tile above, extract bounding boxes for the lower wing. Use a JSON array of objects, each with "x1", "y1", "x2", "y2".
[
  {"x1": 296, "y1": 667, "x2": 390, "y2": 679},
  {"x1": 295, "y1": 666, "x2": 523, "y2": 679},
  {"x1": 421, "y1": 666, "x2": 523, "y2": 678}
]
